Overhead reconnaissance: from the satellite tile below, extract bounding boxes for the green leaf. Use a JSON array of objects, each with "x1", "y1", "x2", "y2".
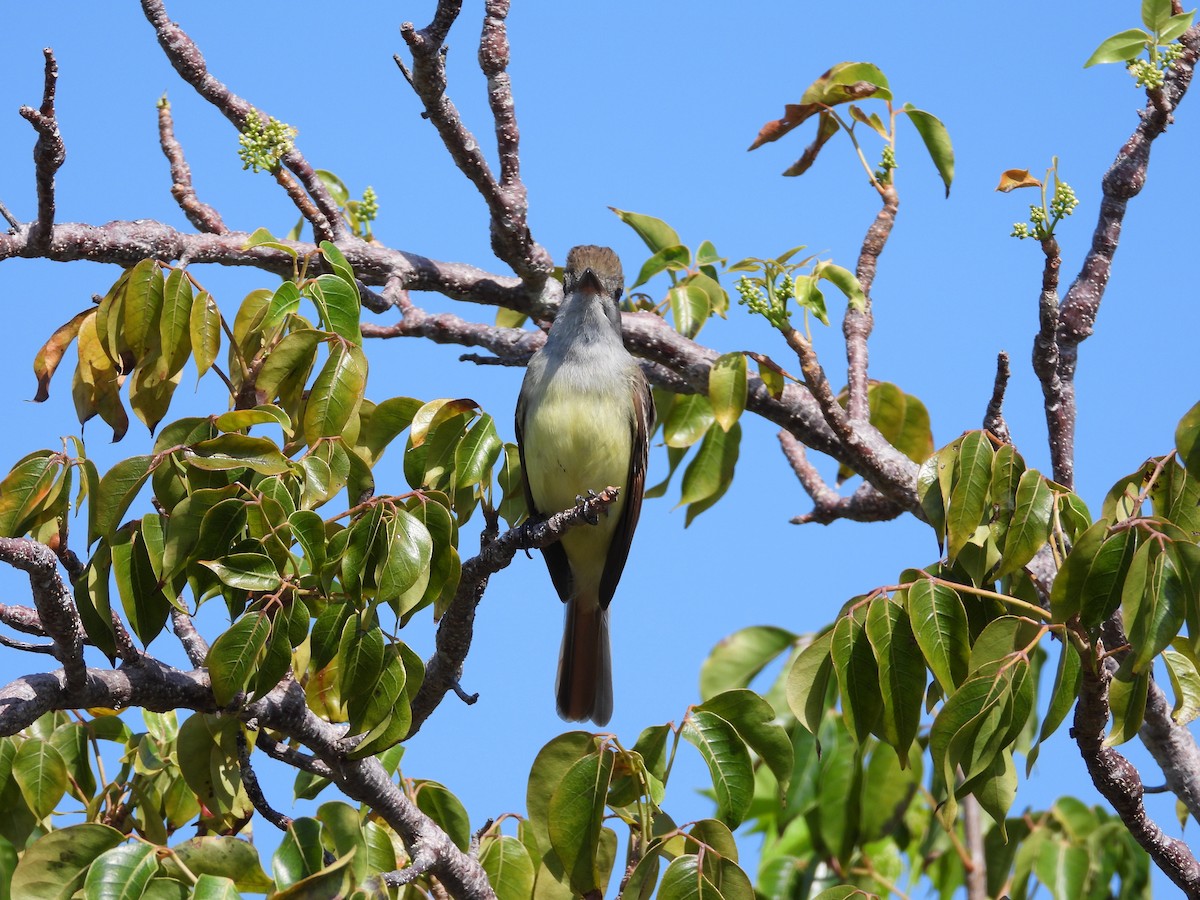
[
  {"x1": 792, "y1": 274, "x2": 828, "y2": 325},
  {"x1": 83, "y1": 842, "x2": 159, "y2": 900},
  {"x1": 302, "y1": 343, "x2": 367, "y2": 444},
  {"x1": 122, "y1": 258, "x2": 166, "y2": 360},
  {"x1": 176, "y1": 717, "x2": 254, "y2": 828},
  {"x1": 1143, "y1": 0, "x2": 1174, "y2": 32},
  {"x1": 453, "y1": 413, "x2": 503, "y2": 489},
  {"x1": 0, "y1": 455, "x2": 56, "y2": 538},
  {"x1": 10, "y1": 824, "x2": 125, "y2": 900},
  {"x1": 307, "y1": 274, "x2": 361, "y2": 343},
  {"x1": 165, "y1": 836, "x2": 273, "y2": 892},
  {"x1": 159, "y1": 268, "x2": 195, "y2": 378},
  {"x1": 273, "y1": 817, "x2": 324, "y2": 885},
  {"x1": 865, "y1": 597, "x2": 925, "y2": 761},
  {"x1": 698, "y1": 689, "x2": 793, "y2": 793},
  {"x1": 269, "y1": 852, "x2": 353, "y2": 900},
  {"x1": 682, "y1": 709, "x2": 754, "y2": 828},
  {"x1": 206, "y1": 613, "x2": 271, "y2": 706},
  {"x1": 632, "y1": 244, "x2": 691, "y2": 288},
  {"x1": 13, "y1": 739, "x2": 68, "y2": 820},
  {"x1": 526, "y1": 732, "x2": 596, "y2": 855},
  {"x1": 480, "y1": 835, "x2": 536, "y2": 900},
  {"x1": 831, "y1": 605, "x2": 882, "y2": 744},
  {"x1": 117, "y1": 530, "x2": 172, "y2": 646},
  {"x1": 814, "y1": 724, "x2": 862, "y2": 865},
  {"x1": 902, "y1": 104, "x2": 955, "y2": 196},
  {"x1": 1163, "y1": 644, "x2": 1200, "y2": 725},
  {"x1": 190, "y1": 291, "x2": 221, "y2": 379},
  {"x1": 548, "y1": 750, "x2": 615, "y2": 895},
  {"x1": 1033, "y1": 836, "x2": 1089, "y2": 900},
  {"x1": 669, "y1": 284, "x2": 711, "y2": 339},
  {"x1": 347, "y1": 649, "x2": 410, "y2": 756},
  {"x1": 414, "y1": 781, "x2": 472, "y2": 851},
  {"x1": 186, "y1": 434, "x2": 292, "y2": 476},
  {"x1": 786, "y1": 632, "x2": 834, "y2": 736},
  {"x1": 816, "y1": 262, "x2": 867, "y2": 311},
  {"x1": 947, "y1": 431, "x2": 994, "y2": 561},
  {"x1": 708, "y1": 352, "x2": 747, "y2": 432},
  {"x1": 319, "y1": 240, "x2": 356, "y2": 288},
  {"x1": 1161, "y1": 9, "x2": 1197, "y2": 42},
  {"x1": 997, "y1": 470, "x2": 1054, "y2": 578},
  {"x1": 906, "y1": 579, "x2": 969, "y2": 693},
  {"x1": 664, "y1": 393, "x2": 716, "y2": 449},
  {"x1": 860, "y1": 741, "x2": 921, "y2": 843},
  {"x1": 1084, "y1": 28, "x2": 1152, "y2": 66},
  {"x1": 1124, "y1": 541, "x2": 1186, "y2": 673},
  {"x1": 90, "y1": 455, "x2": 152, "y2": 546},
  {"x1": 658, "y1": 855, "x2": 723, "y2": 900},
  {"x1": 609, "y1": 208, "x2": 681, "y2": 254},
  {"x1": 1107, "y1": 660, "x2": 1150, "y2": 747},
  {"x1": 201, "y1": 554, "x2": 281, "y2": 592},
  {"x1": 192, "y1": 874, "x2": 241, "y2": 900},
  {"x1": 378, "y1": 508, "x2": 434, "y2": 609},
  {"x1": 1028, "y1": 642, "x2": 1082, "y2": 774},
  {"x1": 255, "y1": 329, "x2": 322, "y2": 403},
  {"x1": 679, "y1": 422, "x2": 741, "y2": 526},
  {"x1": 214, "y1": 405, "x2": 292, "y2": 437},
  {"x1": 700, "y1": 625, "x2": 795, "y2": 700}
]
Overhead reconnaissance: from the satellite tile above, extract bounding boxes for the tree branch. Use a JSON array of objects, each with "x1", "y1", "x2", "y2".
[
  {"x1": 0, "y1": 537, "x2": 84, "y2": 690},
  {"x1": 777, "y1": 430, "x2": 902, "y2": 525},
  {"x1": 18, "y1": 48, "x2": 65, "y2": 251},
  {"x1": 156, "y1": 96, "x2": 227, "y2": 234},
  {"x1": 237, "y1": 728, "x2": 292, "y2": 831},
  {"x1": 407, "y1": 488, "x2": 623, "y2": 737},
  {"x1": 398, "y1": 0, "x2": 552, "y2": 287},
  {"x1": 844, "y1": 182, "x2": 897, "y2": 421},
  {"x1": 0, "y1": 662, "x2": 496, "y2": 899},
  {"x1": 1043, "y1": 26, "x2": 1200, "y2": 489},
  {"x1": 1073, "y1": 647, "x2": 1200, "y2": 894},
  {"x1": 171, "y1": 608, "x2": 209, "y2": 667},
  {"x1": 983, "y1": 350, "x2": 1013, "y2": 446},
  {"x1": 139, "y1": 0, "x2": 345, "y2": 242},
  {"x1": 1141, "y1": 676, "x2": 1200, "y2": 824}
]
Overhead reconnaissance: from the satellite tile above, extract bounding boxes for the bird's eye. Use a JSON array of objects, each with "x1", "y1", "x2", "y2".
[{"x1": 613, "y1": 288, "x2": 623, "y2": 302}]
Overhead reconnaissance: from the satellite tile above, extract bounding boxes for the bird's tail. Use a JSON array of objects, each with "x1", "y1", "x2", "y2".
[{"x1": 556, "y1": 599, "x2": 612, "y2": 726}]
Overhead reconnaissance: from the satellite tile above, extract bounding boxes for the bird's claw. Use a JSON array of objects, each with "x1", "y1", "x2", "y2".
[{"x1": 576, "y1": 490, "x2": 602, "y2": 525}]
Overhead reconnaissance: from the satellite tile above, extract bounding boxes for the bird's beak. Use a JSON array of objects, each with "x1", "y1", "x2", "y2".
[{"x1": 578, "y1": 267, "x2": 603, "y2": 295}]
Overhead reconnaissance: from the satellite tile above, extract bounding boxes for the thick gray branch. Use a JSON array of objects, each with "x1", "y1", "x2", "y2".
[{"x1": 0, "y1": 537, "x2": 84, "y2": 690}]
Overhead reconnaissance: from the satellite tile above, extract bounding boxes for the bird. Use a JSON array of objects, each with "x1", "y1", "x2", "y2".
[{"x1": 515, "y1": 245, "x2": 653, "y2": 726}]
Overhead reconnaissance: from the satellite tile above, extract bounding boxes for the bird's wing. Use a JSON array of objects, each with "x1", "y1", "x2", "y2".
[
  {"x1": 515, "y1": 382, "x2": 575, "y2": 604},
  {"x1": 599, "y1": 370, "x2": 654, "y2": 609}
]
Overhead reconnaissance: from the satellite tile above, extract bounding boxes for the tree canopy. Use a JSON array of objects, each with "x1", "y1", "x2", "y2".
[{"x1": 0, "y1": 1, "x2": 1199, "y2": 898}]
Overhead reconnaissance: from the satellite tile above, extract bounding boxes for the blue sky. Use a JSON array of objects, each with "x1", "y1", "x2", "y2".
[{"x1": 0, "y1": 1, "x2": 1196, "y2": 894}]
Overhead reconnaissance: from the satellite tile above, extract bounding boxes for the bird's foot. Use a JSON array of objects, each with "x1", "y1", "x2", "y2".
[{"x1": 576, "y1": 490, "x2": 602, "y2": 525}]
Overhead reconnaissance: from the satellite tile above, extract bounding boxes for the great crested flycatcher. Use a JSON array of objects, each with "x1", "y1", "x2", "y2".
[{"x1": 515, "y1": 245, "x2": 653, "y2": 726}]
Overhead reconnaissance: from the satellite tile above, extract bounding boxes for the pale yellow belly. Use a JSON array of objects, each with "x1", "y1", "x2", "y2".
[{"x1": 524, "y1": 387, "x2": 632, "y2": 595}]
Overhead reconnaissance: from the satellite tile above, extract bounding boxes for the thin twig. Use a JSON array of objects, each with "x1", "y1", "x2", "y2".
[
  {"x1": 406, "y1": 488, "x2": 622, "y2": 737},
  {"x1": 398, "y1": 0, "x2": 551, "y2": 285},
  {"x1": 843, "y1": 183, "x2": 898, "y2": 421},
  {"x1": 983, "y1": 351, "x2": 1013, "y2": 445},
  {"x1": 1042, "y1": 25, "x2": 1200, "y2": 489},
  {"x1": 0, "y1": 634, "x2": 56, "y2": 654},
  {"x1": 778, "y1": 430, "x2": 902, "y2": 525},
  {"x1": 18, "y1": 48, "x2": 65, "y2": 250},
  {"x1": 237, "y1": 729, "x2": 292, "y2": 831},
  {"x1": 156, "y1": 96, "x2": 227, "y2": 233},
  {"x1": 139, "y1": 0, "x2": 344, "y2": 242},
  {"x1": 171, "y1": 608, "x2": 209, "y2": 667}
]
